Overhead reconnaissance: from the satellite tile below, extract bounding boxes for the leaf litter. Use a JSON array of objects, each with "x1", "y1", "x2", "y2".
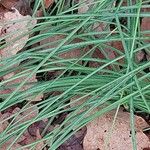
[
  {"x1": 0, "y1": 0, "x2": 150, "y2": 150},
  {"x1": 83, "y1": 108, "x2": 150, "y2": 150}
]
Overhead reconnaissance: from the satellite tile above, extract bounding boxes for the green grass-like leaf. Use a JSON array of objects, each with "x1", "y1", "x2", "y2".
[{"x1": 0, "y1": 0, "x2": 150, "y2": 150}]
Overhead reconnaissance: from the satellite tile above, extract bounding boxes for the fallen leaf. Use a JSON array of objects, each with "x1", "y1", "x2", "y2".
[
  {"x1": 28, "y1": 121, "x2": 46, "y2": 137},
  {"x1": 70, "y1": 95, "x2": 92, "y2": 114},
  {"x1": 0, "y1": 105, "x2": 39, "y2": 149},
  {"x1": 0, "y1": 8, "x2": 36, "y2": 60},
  {"x1": 0, "y1": 112, "x2": 9, "y2": 133},
  {"x1": 0, "y1": 88, "x2": 11, "y2": 96},
  {"x1": 40, "y1": 32, "x2": 89, "y2": 78},
  {"x1": 0, "y1": 112, "x2": 10, "y2": 131},
  {"x1": 0, "y1": 0, "x2": 32, "y2": 16},
  {"x1": 83, "y1": 108, "x2": 150, "y2": 150},
  {"x1": 0, "y1": 143, "x2": 27, "y2": 150},
  {"x1": 78, "y1": 0, "x2": 94, "y2": 14},
  {"x1": 53, "y1": 112, "x2": 68, "y2": 124},
  {"x1": 88, "y1": 47, "x2": 117, "y2": 69},
  {"x1": 19, "y1": 130, "x2": 36, "y2": 146},
  {"x1": 78, "y1": 0, "x2": 117, "y2": 70},
  {"x1": 10, "y1": 143, "x2": 29, "y2": 150},
  {"x1": 0, "y1": 9, "x2": 36, "y2": 91},
  {"x1": 75, "y1": 126, "x2": 87, "y2": 141},
  {"x1": 58, "y1": 126, "x2": 86, "y2": 150},
  {"x1": 141, "y1": 6, "x2": 150, "y2": 43},
  {"x1": 0, "y1": 0, "x2": 18, "y2": 10},
  {"x1": 136, "y1": 50, "x2": 145, "y2": 63},
  {"x1": 0, "y1": 137, "x2": 29, "y2": 150},
  {"x1": 36, "y1": 9, "x2": 43, "y2": 17},
  {"x1": 36, "y1": 0, "x2": 54, "y2": 17},
  {"x1": 35, "y1": 129, "x2": 45, "y2": 150},
  {"x1": 12, "y1": 104, "x2": 39, "y2": 124},
  {"x1": 58, "y1": 135, "x2": 83, "y2": 150},
  {"x1": 40, "y1": 34, "x2": 82, "y2": 60},
  {"x1": 44, "y1": 0, "x2": 54, "y2": 9},
  {"x1": 141, "y1": 16, "x2": 150, "y2": 32},
  {"x1": 2, "y1": 70, "x2": 43, "y2": 102}
]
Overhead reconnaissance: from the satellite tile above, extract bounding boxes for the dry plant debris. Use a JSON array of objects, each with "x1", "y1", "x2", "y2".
[
  {"x1": 78, "y1": 0, "x2": 94, "y2": 14},
  {"x1": 0, "y1": 0, "x2": 150, "y2": 150},
  {"x1": 83, "y1": 108, "x2": 150, "y2": 150},
  {"x1": 0, "y1": 8, "x2": 36, "y2": 60},
  {"x1": 0, "y1": 8, "x2": 42, "y2": 102},
  {"x1": 71, "y1": 96, "x2": 150, "y2": 149},
  {"x1": 36, "y1": 0, "x2": 54, "y2": 17},
  {"x1": 40, "y1": 33, "x2": 84, "y2": 60},
  {"x1": 58, "y1": 127, "x2": 86, "y2": 150},
  {"x1": 0, "y1": 0, "x2": 32, "y2": 16},
  {"x1": 44, "y1": 0, "x2": 54, "y2": 9},
  {"x1": 0, "y1": 104, "x2": 43, "y2": 150}
]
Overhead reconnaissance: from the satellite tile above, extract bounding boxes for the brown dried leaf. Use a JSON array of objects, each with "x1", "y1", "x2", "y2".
[
  {"x1": 136, "y1": 50, "x2": 145, "y2": 63},
  {"x1": 0, "y1": 0, "x2": 18, "y2": 10},
  {"x1": 58, "y1": 127, "x2": 86, "y2": 150},
  {"x1": 12, "y1": 104, "x2": 39, "y2": 123},
  {"x1": 0, "y1": 0, "x2": 32, "y2": 16},
  {"x1": 0, "y1": 112, "x2": 10, "y2": 133},
  {"x1": 20, "y1": 130, "x2": 36, "y2": 145},
  {"x1": 0, "y1": 8, "x2": 36, "y2": 60},
  {"x1": 35, "y1": 129, "x2": 44, "y2": 150},
  {"x1": 0, "y1": 106, "x2": 39, "y2": 148},
  {"x1": 28, "y1": 121, "x2": 46, "y2": 137},
  {"x1": 0, "y1": 113, "x2": 7, "y2": 132},
  {"x1": 70, "y1": 95, "x2": 92, "y2": 114},
  {"x1": 0, "y1": 104, "x2": 41, "y2": 148},
  {"x1": 89, "y1": 45, "x2": 117, "y2": 69},
  {"x1": 0, "y1": 137, "x2": 29, "y2": 150},
  {"x1": 2, "y1": 70, "x2": 43, "y2": 102},
  {"x1": 10, "y1": 144, "x2": 29, "y2": 150},
  {"x1": 75, "y1": 126, "x2": 87, "y2": 142},
  {"x1": 146, "y1": 54, "x2": 150, "y2": 66},
  {"x1": 78, "y1": 0, "x2": 94, "y2": 14},
  {"x1": 141, "y1": 17, "x2": 150, "y2": 32},
  {"x1": 141, "y1": 6, "x2": 150, "y2": 43},
  {"x1": 58, "y1": 135, "x2": 83, "y2": 150},
  {"x1": 36, "y1": 9, "x2": 43, "y2": 17},
  {"x1": 78, "y1": 0, "x2": 116, "y2": 69},
  {"x1": 83, "y1": 109, "x2": 150, "y2": 150},
  {"x1": 111, "y1": 41, "x2": 125, "y2": 65},
  {"x1": 44, "y1": 0, "x2": 54, "y2": 9},
  {"x1": 40, "y1": 33, "x2": 88, "y2": 79},
  {"x1": 0, "y1": 88, "x2": 11, "y2": 96},
  {"x1": 36, "y1": 0, "x2": 54, "y2": 17},
  {"x1": 0, "y1": 143, "x2": 20, "y2": 150},
  {"x1": 40, "y1": 34, "x2": 82, "y2": 60}
]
